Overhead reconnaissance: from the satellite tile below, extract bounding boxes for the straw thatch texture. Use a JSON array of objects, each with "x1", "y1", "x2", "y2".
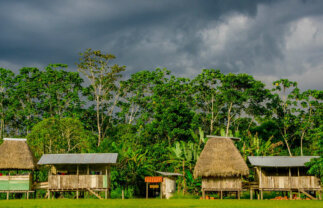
[
  {"x1": 0, "y1": 139, "x2": 37, "y2": 169},
  {"x1": 194, "y1": 137, "x2": 249, "y2": 178}
]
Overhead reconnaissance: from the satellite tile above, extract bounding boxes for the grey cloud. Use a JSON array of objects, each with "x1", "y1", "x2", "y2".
[{"x1": 0, "y1": 0, "x2": 322, "y2": 89}]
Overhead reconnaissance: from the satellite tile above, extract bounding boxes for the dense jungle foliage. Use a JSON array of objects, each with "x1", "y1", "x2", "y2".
[{"x1": 0, "y1": 49, "x2": 322, "y2": 198}]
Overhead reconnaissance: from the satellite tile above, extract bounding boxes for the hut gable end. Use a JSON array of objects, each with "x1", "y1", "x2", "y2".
[
  {"x1": 0, "y1": 138, "x2": 37, "y2": 170},
  {"x1": 194, "y1": 137, "x2": 249, "y2": 178}
]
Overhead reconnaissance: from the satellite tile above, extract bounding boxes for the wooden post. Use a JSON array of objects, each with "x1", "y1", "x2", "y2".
[
  {"x1": 259, "y1": 167, "x2": 262, "y2": 189},
  {"x1": 105, "y1": 166, "x2": 108, "y2": 199},
  {"x1": 146, "y1": 183, "x2": 149, "y2": 199},
  {"x1": 160, "y1": 182, "x2": 162, "y2": 199},
  {"x1": 260, "y1": 189, "x2": 263, "y2": 200},
  {"x1": 122, "y1": 189, "x2": 124, "y2": 200},
  {"x1": 76, "y1": 165, "x2": 79, "y2": 199},
  {"x1": 87, "y1": 165, "x2": 89, "y2": 175},
  {"x1": 202, "y1": 189, "x2": 205, "y2": 199},
  {"x1": 238, "y1": 191, "x2": 240, "y2": 200},
  {"x1": 250, "y1": 189, "x2": 253, "y2": 200},
  {"x1": 288, "y1": 168, "x2": 293, "y2": 200},
  {"x1": 220, "y1": 190, "x2": 223, "y2": 200},
  {"x1": 6, "y1": 191, "x2": 9, "y2": 200},
  {"x1": 27, "y1": 191, "x2": 29, "y2": 199}
]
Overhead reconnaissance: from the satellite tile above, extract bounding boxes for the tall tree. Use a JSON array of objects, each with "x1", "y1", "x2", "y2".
[
  {"x1": 0, "y1": 68, "x2": 15, "y2": 138},
  {"x1": 77, "y1": 49, "x2": 125, "y2": 146}
]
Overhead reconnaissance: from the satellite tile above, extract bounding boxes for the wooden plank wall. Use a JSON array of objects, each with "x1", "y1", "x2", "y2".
[
  {"x1": 202, "y1": 177, "x2": 242, "y2": 190},
  {"x1": 0, "y1": 175, "x2": 31, "y2": 191},
  {"x1": 260, "y1": 175, "x2": 320, "y2": 189},
  {"x1": 49, "y1": 175, "x2": 107, "y2": 189}
]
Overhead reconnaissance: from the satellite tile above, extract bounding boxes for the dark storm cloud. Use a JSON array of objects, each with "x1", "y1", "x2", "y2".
[{"x1": 0, "y1": 0, "x2": 323, "y2": 89}]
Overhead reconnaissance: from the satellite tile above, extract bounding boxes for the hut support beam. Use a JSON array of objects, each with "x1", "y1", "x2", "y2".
[
  {"x1": 146, "y1": 183, "x2": 148, "y2": 199},
  {"x1": 160, "y1": 182, "x2": 162, "y2": 199},
  {"x1": 260, "y1": 189, "x2": 263, "y2": 200},
  {"x1": 6, "y1": 191, "x2": 9, "y2": 200},
  {"x1": 290, "y1": 190, "x2": 292, "y2": 200},
  {"x1": 250, "y1": 189, "x2": 253, "y2": 200},
  {"x1": 77, "y1": 165, "x2": 79, "y2": 199},
  {"x1": 220, "y1": 190, "x2": 223, "y2": 200},
  {"x1": 105, "y1": 166, "x2": 108, "y2": 199},
  {"x1": 27, "y1": 191, "x2": 29, "y2": 199},
  {"x1": 202, "y1": 189, "x2": 205, "y2": 199}
]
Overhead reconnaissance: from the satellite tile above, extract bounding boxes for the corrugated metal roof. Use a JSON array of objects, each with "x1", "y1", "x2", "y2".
[
  {"x1": 38, "y1": 153, "x2": 118, "y2": 165},
  {"x1": 155, "y1": 171, "x2": 182, "y2": 176},
  {"x1": 248, "y1": 156, "x2": 320, "y2": 167}
]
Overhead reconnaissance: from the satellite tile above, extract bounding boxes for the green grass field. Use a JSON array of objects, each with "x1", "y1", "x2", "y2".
[{"x1": 0, "y1": 199, "x2": 322, "y2": 208}]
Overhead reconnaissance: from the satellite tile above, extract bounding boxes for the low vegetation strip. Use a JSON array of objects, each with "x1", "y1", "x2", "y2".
[{"x1": 0, "y1": 199, "x2": 323, "y2": 208}]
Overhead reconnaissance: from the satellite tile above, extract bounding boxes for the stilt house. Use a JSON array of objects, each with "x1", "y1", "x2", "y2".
[
  {"x1": 248, "y1": 156, "x2": 321, "y2": 200},
  {"x1": 0, "y1": 138, "x2": 37, "y2": 199},
  {"x1": 194, "y1": 136, "x2": 249, "y2": 199},
  {"x1": 38, "y1": 153, "x2": 118, "y2": 199}
]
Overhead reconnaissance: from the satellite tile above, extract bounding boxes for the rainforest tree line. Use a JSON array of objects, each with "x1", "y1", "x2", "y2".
[{"x1": 0, "y1": 49, "x2": 322, "y2": 198}]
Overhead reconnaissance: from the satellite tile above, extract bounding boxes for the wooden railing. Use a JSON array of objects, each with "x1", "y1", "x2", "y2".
[
  {"x1": 48, "y1": 175, "x2": 107, "y2": 190},
  {"x1": 260, "y1": 176, "x2": 320, "y2": 189}
]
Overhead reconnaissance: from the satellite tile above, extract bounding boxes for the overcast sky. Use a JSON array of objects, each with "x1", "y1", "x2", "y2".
[{"x1": 1, "y1": 0, "x2": 322, "y2": 89}]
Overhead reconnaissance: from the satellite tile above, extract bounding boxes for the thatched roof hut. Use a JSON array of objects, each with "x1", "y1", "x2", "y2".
[
  {"x1": 0, "y1": 138, "x2": 37, "y2": 170},
  {"x1": 194, "y1": 137, "x2": 249, "y2": 178}
]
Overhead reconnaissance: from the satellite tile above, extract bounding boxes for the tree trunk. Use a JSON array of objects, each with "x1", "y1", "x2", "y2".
[
  {"x1": 226, "y1": 102, "x2": 233, "y2": 137},
  {"x1": 283, "y1": 136, "x2": 293, "y2": 156},
  {"x1": 182, "y1": 160, "x2": 185, "y2": 195},
  {"x1": 96, "y1": 95, "x2": 101, "y2": 146},
  {"x1": 210, "y1": 94, "x2": 214, "y2": 134},
  {"x1": 300, "y1": 131, "x2": 305, "y2": 156}
]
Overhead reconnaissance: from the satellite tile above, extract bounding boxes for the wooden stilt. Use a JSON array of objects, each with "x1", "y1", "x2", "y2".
[
  {"x1": 250, "y1": 189, "x2": 253, "y2": 200},
  {"x1": 146, "y1": 183, "x2": 148, "y2": 199},
  {"x1": 76, "y1": 190, "x2": 79, "y2": 199},
  {"x1": 7, "y1": 191, "x2": 9, "y2": 200},
  {"x1": 290, "y1": 190, "x2": 292, "y2": 200},
  {"x1": 220, "y1": 190, "x2": 223, "y2": 200},
  {"x1": 260, "y1": 189, "x2": 263, "y2": 200},
  {"x1": 27, "y1": 191, "x2": 29, "y2": 199},
  {"x1": 160, "y1": 182, "x2": 162, "y2": 199},
  {"x1": 105, "y1": 166, "x2": 108, "y2": 199},
  {"x1": 202, "y1": 189, "x2": 205, "y2": 199},
  {"x1": 298, "y1": 190, "x2": 301, "y2": 199}
]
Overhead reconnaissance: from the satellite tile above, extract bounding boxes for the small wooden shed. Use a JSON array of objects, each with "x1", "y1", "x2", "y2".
[
  {"x1": 0, "y1": 138, "x2": 37, "y2": 199},
  {"x1": 38, "y1": 153, "x2": 118, "y2": 199},
  {"x1": 194, "y1": 136, "x2": 249, "y2": 199},
  {"x1": 248, "y1": 156, "x2": 322, "y2": 200},
  {"x1": 156, "y1": 171, "x2": 182, "y2": 199}
]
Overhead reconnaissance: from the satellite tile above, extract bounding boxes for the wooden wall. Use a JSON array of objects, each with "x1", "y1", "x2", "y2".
[
  {"x1": 202, "y1": 177, "x2": 242, "y2": 190},
  {"x1": 48, "y1": 175, "x2": 107, "y2": 190},
  {"x1": 0, "y1": 175, "x2": 31, "y2": 191},
  {"x1": 257, "y1": 167, "x2": 321, "y2": 190}
]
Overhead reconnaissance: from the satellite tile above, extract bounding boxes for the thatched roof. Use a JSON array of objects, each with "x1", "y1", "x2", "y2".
[
  {"x1": 0, "y1": 138, "x2": 37, "y2": 170},
  {"x1": 194, "y1": 137, "x2": 249, "y2": 178}
]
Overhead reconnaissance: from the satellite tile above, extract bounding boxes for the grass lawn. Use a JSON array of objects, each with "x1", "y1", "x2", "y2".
[{"x1": 0, "y1": 199, "x2": 322, "y2": 208}]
